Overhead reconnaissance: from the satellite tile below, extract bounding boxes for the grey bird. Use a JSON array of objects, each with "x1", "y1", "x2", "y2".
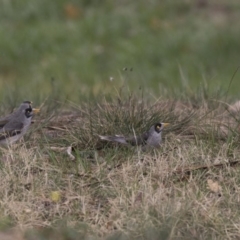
[
  {"x1": 99, "y1": 122, "x2": 170, "y2": 148},
  {"x1": 0, "y1": 101, "x2": 40, "y2": 146}
]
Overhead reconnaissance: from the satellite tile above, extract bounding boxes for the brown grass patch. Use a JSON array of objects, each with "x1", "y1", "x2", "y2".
[{"x1": 0, "y1": 97, "x2": 240, "y2": 239}]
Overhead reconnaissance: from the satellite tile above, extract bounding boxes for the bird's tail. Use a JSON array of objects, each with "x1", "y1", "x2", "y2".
[{"x1": 99, "y1": 135, "x2": 128, "y2": 145}]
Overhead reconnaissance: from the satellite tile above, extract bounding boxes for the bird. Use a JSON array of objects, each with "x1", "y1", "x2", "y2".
[
  {"x1": 0, "y1": 101, "x2": 40, "y2": 146},
  {"x1": 99, "y1": 122, "x2": 169, "y2": 148}
]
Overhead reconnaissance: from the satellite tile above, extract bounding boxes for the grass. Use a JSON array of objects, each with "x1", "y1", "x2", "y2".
[
  {"x1": 1, "y1": 0, "x2": 240, "y2": 102},
  {"x1": 1, "y1": 0, "x2": 240, "y2": 239},
  {"x1": 1, "y1": 88, "x2": 240, "y2": 239}
]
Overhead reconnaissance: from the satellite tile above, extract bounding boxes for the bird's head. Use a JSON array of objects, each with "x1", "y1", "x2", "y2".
[{"x1": 154, "y1": 122, "x2": 170, "y2": 133}]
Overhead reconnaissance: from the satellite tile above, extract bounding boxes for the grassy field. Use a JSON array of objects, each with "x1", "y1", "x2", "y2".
[
  {"x1": 1, "y1": 0, "x2": 240, "y2": 239},
  {"x1": 1, "y1": 0, "x2": 240, "y2": 102},
  {"x1": 1, "y1": 92, "x2": 240, "y2": 240}
]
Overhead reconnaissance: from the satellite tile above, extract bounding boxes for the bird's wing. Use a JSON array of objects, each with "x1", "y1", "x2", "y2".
[
  {"x1": 0, "y1": 129, "x2": 22, "y2": 140},
  {"x1": 0, "y1": 121, "x2": 8, "y2": 128},
  {"x1": 0, "y1": 120, "x2": 24, "y2": 140},
  {"x1": 126, "y1": 131, "x2": 149, "y2": 146},
  {"x1": 99, "y1": 135, "x2": 128, "y2": 145},
  {"x1": 99, "y1": 130, "x2": 150, "y2": 146},
  {"x1": 0, "y1": 121, "x2": 24, "y2": 133},
  {"x1": 0, "y1": 111, "x2": 20, "y2": 129},
  {"x1": 0, "y1": 116, "x2": 11, "y2": 128}
]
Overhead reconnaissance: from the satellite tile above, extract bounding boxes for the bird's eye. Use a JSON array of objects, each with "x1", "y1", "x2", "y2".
[
  {"x1": 155, "y1": 123, "x2": 162, "y2": 132},
  {"x1": 26, "y1": 107, "x2": 32, "y2": 113}
]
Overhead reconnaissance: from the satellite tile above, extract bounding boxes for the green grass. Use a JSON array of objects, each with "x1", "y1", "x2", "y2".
[
  {"x1": 1, "y1": 0, "x2": 240, "y2": 103},
  {"x1": 1, "y1": 0, "x2": 240, "y2": 239}
]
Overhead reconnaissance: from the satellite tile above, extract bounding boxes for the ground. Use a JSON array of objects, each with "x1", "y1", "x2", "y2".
[
  {"x1": 1, "y1": 94, "x2": 240, "y2": 239},
  {"x1": 1, "y1": 0, "x2": 240, "y2": 239}
]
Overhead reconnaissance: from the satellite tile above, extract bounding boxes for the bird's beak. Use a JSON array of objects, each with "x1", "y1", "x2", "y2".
[
  {"x1": 32, "y1": 108, "x2": 40, "y2": 114},
  {"x1": 163, "y1": 123, "x2": 170, "y2": 127}
]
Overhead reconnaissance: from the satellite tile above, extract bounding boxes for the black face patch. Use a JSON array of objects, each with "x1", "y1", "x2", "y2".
[
  {"x1": 25, "y1": 107, "x2": 33, "y2": 118},
  {"x1": 154, "y1": 123, "x2": 162, "y2": 133}
]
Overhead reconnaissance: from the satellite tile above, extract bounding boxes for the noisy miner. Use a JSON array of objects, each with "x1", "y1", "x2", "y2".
[
  {"x1": 99, "y1": 122, "x2": 169, "y2": 148},
  {"x1": 0, "y1": 101, "x2": 40, "y2": 145}
]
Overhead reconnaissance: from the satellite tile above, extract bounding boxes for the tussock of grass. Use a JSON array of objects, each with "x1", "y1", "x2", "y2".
[{"x1": 0, "y1": 91, "x2": 240, "y2": 239}]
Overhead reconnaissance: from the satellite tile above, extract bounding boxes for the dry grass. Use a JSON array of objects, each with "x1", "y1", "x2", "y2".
[{"x1": 1, "y1": 95, "x2": 240, "y2": 239}]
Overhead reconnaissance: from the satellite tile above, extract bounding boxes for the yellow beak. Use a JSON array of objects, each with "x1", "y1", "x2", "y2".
[
  {"x1": 163, "y1": 123, "x2": 170, "y2": 127},
  {"x1": 32, "y1": 108, "x2": 40, "y2": 114}
]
